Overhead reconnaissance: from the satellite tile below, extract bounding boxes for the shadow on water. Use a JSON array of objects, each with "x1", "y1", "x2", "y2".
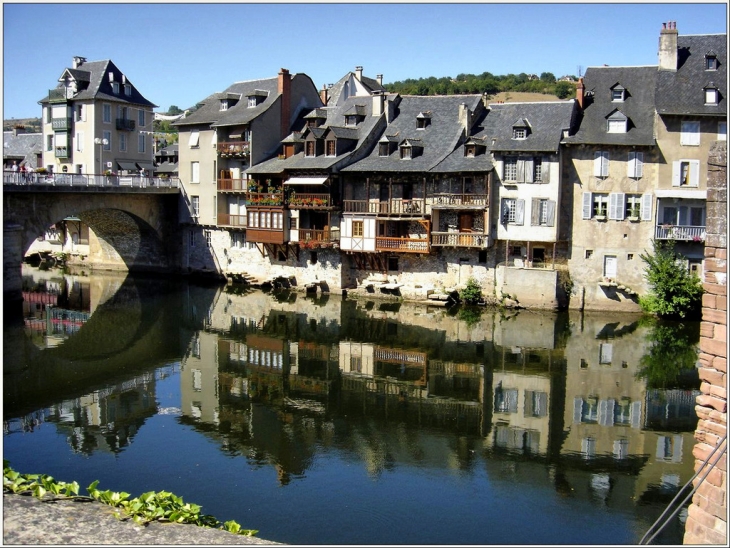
[{"x1": 3, "y1": 267, "x2": 703, "y2": 545}]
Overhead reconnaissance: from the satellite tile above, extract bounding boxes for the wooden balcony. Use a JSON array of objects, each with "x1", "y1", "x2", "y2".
[
  {"x1": 431, "y1": 231, "x2": 487, "y2": 248},
  {"x1": 343, "y1": 198, "x2": 425, "y2": 216},
  {"x1": 247, "y1": 192, "x2": 283, "y2": 206},
  {"x1": 376, "y1": 236, "x2": 430, "y2": 253},
  {"x1": 246, "y1": 228, "x2": 285, "y2": 245},
  {"x1": 297, "y1": 227, "x2": 340, "y2": 244},
  {"x1": 429, "y1": 193, "x2": 488, "y2": 207},
  {"x1": 218, "y1": 213, "x2": 247, "y2": 228},
  {"x1": 288, "y1": 193, "x2": 331, "y2": 208},
  {"x1": 217, "y1": 141, "x2": 250, "y2": 158},
  {"x1": 218, "y1": 178, "x2": 248, "y2": 192},
  {"x1": 655, "y1": 225, "x2": 706, "y2": 242}
]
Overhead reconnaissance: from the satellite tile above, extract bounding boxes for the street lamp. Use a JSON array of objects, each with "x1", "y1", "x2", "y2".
[{"x1": 94, "y1": 137, "x2": 108, "y2": 176}]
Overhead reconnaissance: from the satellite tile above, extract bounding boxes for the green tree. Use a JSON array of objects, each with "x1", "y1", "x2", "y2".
[
  {"x1": 554, "y1": 81, "x2": 575, "y2": 99},
  {"x1": 639, "y1": 240, "x2": 704, "y2": 319},
  {"x1": 636, "y1": 318, "x2": 699, "y2": 389},
  {"x1": 540, "y1": 72, "x2": 556, "y2": 83},
  {"x1": 167, "y1": 105, "x2": 183, "y2": 115}
]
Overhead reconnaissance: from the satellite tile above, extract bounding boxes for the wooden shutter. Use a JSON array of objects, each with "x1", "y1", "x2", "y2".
[
  {"x1": 582, "y1": 192, "x2": 592, "y2": 219},
  {"x1": 641, "y1": 194, "x2": 653, "y2": 221},
  {"x1": 546, "y1": 200, "x2": 556, "y2": 226},
  {"x1": 516, "y1": 159, "x2": 525, "y2": 183},
  {"x1": 515, "y1": 199, "x2": 525, "y2": 225},
  {"x1": 541, "y1": 157, "x2": 550, "y2": 184},
  {"x1": 524, "y1": 158, "x2": 534, "y2": 183},
  {"x1": 531, "y1": 198, "x2": 540, "y2": 225},
  {"x1": 609, "y1": 193, "x2": 625, "y2": 220}
]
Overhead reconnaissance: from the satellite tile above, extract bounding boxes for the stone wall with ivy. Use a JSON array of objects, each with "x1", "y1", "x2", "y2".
[{"x1": 684, "y1": 140, "x2": 727, "y2": 545}]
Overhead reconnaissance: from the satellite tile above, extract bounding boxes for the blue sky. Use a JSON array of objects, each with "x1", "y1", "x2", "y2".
[{"x1": 2, "y1": 2, "x2": 727, "y2": 119}]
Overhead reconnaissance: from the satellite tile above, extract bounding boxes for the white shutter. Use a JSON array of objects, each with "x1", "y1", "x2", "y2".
[
  {"x1": 516, "y1": 159, "x2": 525, "y2": 183},
  {"x1": 582, "y1": 192, "x2": 592, "y2": 219},
  {"x1": 690, "y1": 160, "x2": 700, "y2": 187},
  {"x1": 211, "y1": 131, "x2": 218, "y2": 147},
  {"x1": 531, "y1": 198, "x2": 540, "y2": 226},
  {"x1": 524, "y1": 158, "x2": 534, "y2": 183},
  {"x1": 609, "y1": 193, "x2": 625, "y2": 220},
  {"x1": 76, "y1": 132, "x2": 84, "y2": 152},
  {"x1": 672, "y1": 161, "x2": 681, "y2": 186},
  {"x1": 573, "y1": 398, "x2": 583, "y2": 424},
  {"x1": 641, "y1": 194, "x2": 653, "y2": 221},
  {"x1": 546, "y1": 200, "x2": 556, "y2": 227},
  {"x1": 594, "y1": 151, "x2": 603, "y2": 176},
  {"x1": 628, "y1": 151, "x2": 644, "y2": 178},
  {"x1": 189, "y1": 130, "x2": 200, "y2": 147},
  {"x1": 630, "y1": 401, "x2": 642, "y2": 429},
  {"x1": 515, "y1": 199, "x2": 525, "y2": 225}
]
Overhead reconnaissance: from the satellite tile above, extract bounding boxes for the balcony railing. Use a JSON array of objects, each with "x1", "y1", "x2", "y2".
[
  {"x1": 288, "y1": 193, "x2": 331, "y2": 208},
  {"x1": 247, "y1": 192, "x2": 283, "y2": 206},
  {"x1": 217, "y1": 141, "x2": 250, "y2": 157},
  {"x1": 218, "y1": 213, "x2": 247, "y2": 228},
  {"x1": 297, "y1": 227, "x2": 340, "y2": 244},
  {"x1": 429, "y1": 193, "x2": 489, "y2": 207},
  {"x1": 48, "y1": 88, "x2": 72, "y2": 102},
  {"x1": 51, "y1": 117, "x2": 73, "y2": 131},
  {"x1": 376, "y1": 237, "x2": 430, "y2": 253},
  {"x1": 431, "y1": 231, "x2": 487, "y2": 248},
  {"x1": 55, "y1": 146, "x2": 69, "y2": 158},
  {"x1": 655, "y1": 225, "x2": 706, "y2": 242},
  {"x1": 343, "y1": 199, "x2": 425, "y2": 215},
  {"x1": 217, "y1": 178, "x2": 248, "y2": 192},
  {"x1": 116, "y1": 118, "x2": 136, "y2": 131},
  {"x1": 3, "y1": 170, "x2": 180, "y2": 189}
]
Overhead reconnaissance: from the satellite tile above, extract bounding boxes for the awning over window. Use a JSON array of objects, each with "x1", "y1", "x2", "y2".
[
  {"x1": 136, "y1": 161, "x2": 154, "y2": 171},
  {"x1": 284, "y1": 176, "x2": 328, "y2": 185},
  {"x1": 117, "y1": 161, "x2": 137, "y2": 171},
  {"x1": 655, "y1": 189, "x2": 707, "y2": 200}
]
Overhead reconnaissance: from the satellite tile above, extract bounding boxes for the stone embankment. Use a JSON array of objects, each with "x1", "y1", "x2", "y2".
[{"x1": 3, "y1": 493, "x2": 282, "y2": 545}]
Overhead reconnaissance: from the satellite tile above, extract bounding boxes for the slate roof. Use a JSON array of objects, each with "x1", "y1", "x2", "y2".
[
  {"x1": 38, "y1": 59, "x2": 156, "y2": 108},
  {"x1": 326, "y1": 69, "x2": 385, "y2": 106},
  {"x1": 563, "y1": 66, "x2": 657, "y2": 146},
  {"x1": 484, "y1": 100, "x2": 578, "y2": 151},
  {"x1": 2, "y1": 131, "x2": 43, "y2": 168},
  {"x1": 431, "y1": 108, "x2": 493, "y2": 174},
  {"x1": 174, "y1": 76, "x2": 281, "y2": 128},
  {"x1": 246, "y1": 93, "x2": 391, "y2": 175},
  {"x1": 655, "y1": 33, "x2": 727, "y2": 116},
  {"x1": 343, "y1": 94, "x2": 484, "y2": 173}
]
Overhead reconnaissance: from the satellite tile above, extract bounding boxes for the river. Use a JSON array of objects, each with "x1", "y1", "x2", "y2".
[{"x1": 3, "y1": 265, "x2": 701, "y2": 545}]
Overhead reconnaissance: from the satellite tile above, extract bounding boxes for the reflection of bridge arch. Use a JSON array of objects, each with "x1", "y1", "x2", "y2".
[{"x1": 3, "y1": 188, "x2": 180, "y2": 299}]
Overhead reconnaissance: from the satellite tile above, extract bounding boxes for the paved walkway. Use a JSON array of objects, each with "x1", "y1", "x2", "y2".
[{"x1": 2, "y1": 493, "x2": 281, "y2": 545}]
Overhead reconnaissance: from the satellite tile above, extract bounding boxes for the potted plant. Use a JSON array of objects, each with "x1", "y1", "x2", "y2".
[
  {"x1": 628, "y1": 206, "x2": 640, "y2": 221},
  {"x1": 594, "y1": 206, "x2": 607, "y2": 221}
]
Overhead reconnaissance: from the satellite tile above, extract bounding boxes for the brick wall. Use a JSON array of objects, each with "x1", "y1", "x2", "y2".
[{"x1": 684, "y1": 141, "x2": 727, "y2": 545}]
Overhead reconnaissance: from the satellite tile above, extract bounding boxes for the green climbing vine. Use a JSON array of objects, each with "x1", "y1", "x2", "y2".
[{"x1": 3, "y1": 461, "x2": 257, "y2": 536}]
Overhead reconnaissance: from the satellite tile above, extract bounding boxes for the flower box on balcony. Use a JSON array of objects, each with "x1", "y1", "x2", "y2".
[{"x1": 628, "y1": 216, "x2": 640, "y2": 222}]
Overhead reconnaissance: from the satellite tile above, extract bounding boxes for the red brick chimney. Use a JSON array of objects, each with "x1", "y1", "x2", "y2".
[
  {"x1": 576, "y1": 77, "x2": 585, "y2": 109},
  {"x1": 320, "y1": 83, "x2": 329, "y2": 105},
  {"x1": 278, "y1": 68, "x2": 291, "y2": 138}
]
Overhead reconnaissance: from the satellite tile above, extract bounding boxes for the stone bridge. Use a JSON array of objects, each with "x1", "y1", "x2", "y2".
[{"x1": 3, "y1": 183, "x2": 182, "y2": 301}]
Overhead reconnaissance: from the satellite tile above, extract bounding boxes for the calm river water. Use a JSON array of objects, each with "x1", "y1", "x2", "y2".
[{"x1": 3, "y1": 265, "x2": 701, "y2": 545}]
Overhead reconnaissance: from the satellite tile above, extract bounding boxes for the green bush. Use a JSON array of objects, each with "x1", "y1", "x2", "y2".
[{"x1": 459, "y1": 277, "x2": 483, "y2": 305}]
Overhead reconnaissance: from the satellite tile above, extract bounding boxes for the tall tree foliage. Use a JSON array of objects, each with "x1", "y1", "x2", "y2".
[{"x1": 640, "y1": 240, "x2": 704, "y2": 319}]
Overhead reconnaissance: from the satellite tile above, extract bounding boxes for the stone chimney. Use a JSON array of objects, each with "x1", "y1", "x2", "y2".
[
  {"x1": 12, "y1": 125, "x2": 25, "y2": 137},
  {"x1": 576, "y1": 77, "x2": 585, "y2": 109},
  {"x1": 376, "y1": 74, "x2": 383, "y2": 86},
  {"x1": 372, "y1": 91, "x2": 385, "y2": 117},
  {"x1": 658, "y1": 21, "x2": 678, "y2": 71},
  {"x1": 278, "y1": 68, "x2": 291, "y2": 139},
  {"x1": 459, "y1": 104, "x2": 472, "y2": 135},
  {"x1": 320, "y1": 83, "x2": 329, "y2": 105},
  {"x1": 355, "y1": 66, "x2": 363, "y2": 81},
  {"x1": 72, "y1": 56, "x2": 86, "y2": 69}
]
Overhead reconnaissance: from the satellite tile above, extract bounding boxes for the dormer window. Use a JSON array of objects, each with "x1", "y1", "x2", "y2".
[
  {"x1": 220, "y1": 100, "x2": 228, "y2": 111},
  {"x1": 705, "y1": 54, "x2": 718, "y2": 71},
  {"x1": 704, "y1": 83, "x2": 719, "y2": 105},
  {"x1": 400, "y1": 146, "x2": 412, "y2": 160},
  {"x1": 326, "y1": 140, "x2": 336, "y2": 156},
  {"x1": 111, "y1": 82, "x2": 119, "y2": 94},
  {"x1": 611, "y1": 84, "x2": 626, "y2": 102},
  {"x1": 124, "y1": 84, "x2": 131, "y2": 96},
  {"x1": 607, "y1": 110, "x2": 628, "y2": 133},
  {"x1": 248, "y1": 96, "x2": 257, "y2": 108},
  {"x1": 465, "y1": 145, "x2": 476, "y2": 158},
  {"x1": 305, "y1": 141, "x2": 316, "y2": 157},
  {"x1": 513, "y1": 128, "x2": 526, "y2": 139},
  {"x1": 345, "y1": 115, "x2": 358, "y2": 127},
  {"x1": 379, "y1": 143, "x2": 390, "y2": 157},
  {"x1": 416, "y1": 112, "x2": 432, "y2": 130}
]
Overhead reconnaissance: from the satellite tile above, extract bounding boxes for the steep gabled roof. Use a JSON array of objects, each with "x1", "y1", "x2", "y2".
[
  {"x1": 38, "y1": 59, "x2": 156, "y2": 108},
  {"x1": 485, "y1": 100, "x2": 577, "y2": 152},
  {"x1": 565, "y1": 65, "x2": 656, "y2": 146},
  {"x1": 655, "y1": 33, "x2": 727, "y2": 116}
]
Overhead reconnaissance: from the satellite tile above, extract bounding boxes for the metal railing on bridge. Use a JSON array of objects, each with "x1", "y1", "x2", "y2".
[{"x1": 3, "y1": 170, "x2": 180, "y2": 189}]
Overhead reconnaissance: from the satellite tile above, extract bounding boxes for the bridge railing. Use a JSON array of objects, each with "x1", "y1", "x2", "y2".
[{"x1": 3, "y1": 171, "x2": 180, "y2": 189}]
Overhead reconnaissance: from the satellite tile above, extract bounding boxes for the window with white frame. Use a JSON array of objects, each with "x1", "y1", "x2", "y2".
[
  {"x1": 625, "y1": 194, "x2": 642, "y2": 219},
  {"x1": 232, "y1": 232, "x2": 246, "y2": 248},
  {"x1": 672, "y1": 159, "x2": 700, "y2": 187},
  {"x1": 103, "y1": 104, "x2": 111, "y2": 123},
  {"x1": 607, "y1": 112, "x2": 627, "y2": 133},
  {"x1": 76, "y1": 131, "x2": 84, "y2": 152},
  {"x1": 138, "y1": 109, "x2": 145, "y2": 127},
  {"x1": 603, "y1": 255, "x2": 617, "y2": 279},
  {"x1": 705, "y1": 86, "x2": 719, "y2": 105},
  {"x1": 501, "y1": 198, "x2": 524, "y2": 225},
  {"x1": 189, "y1": 130, "x2": 200, "y2": 148},
  {"x1": 103, "y1": 131, "x2": 111, "y2": 150},
  {"x1": 533, "y1": 157, "x2": 543, "y2": 181},
  {"x1": 204, "y1": 230, "x2": 212, "y2": 248},
  {"x1": 594, "y1": 151, "x2": 609, "y2": 177},
  {"x1": 585, "y1": 193, "x2": 608, "y2": 218},
  {"x1": 191, "y1": 161, "x2": 200, "y2": 183},
  {"x1": 627, "y1": 151, "x2": 644, "y2": 178},
  {"x1": 611, "y1": 86, "x2": 625, "y2": 101},
  {"x1": 220, "y1": 99, "x2": 228, "y2": 111},
  {"x1": 705, "y1": 55, "x2": 718, "y2": 70},
  {"x1": 719, "y1": 121, "x2": 727, "y2": 141},
  {"x1": 76, "y1": 105, "x2": 84, "y2": 122},
  {"x1": 599, "y1": 343, "x2": 613, "y2": 364},
  {"x1": 124, "y1": 84, "x2": 131, "y2": 96},
  {"x1": 119, "y1": 133, "x2": 127, "y2": 152},
  {"x1": 680, "y1": 121, "x2": 700, "y2": 146},
  {"x1": 513, "y1": 128, "x2": 527, "y2": 139},
  {"x1": 138, "y1": 133, "x2": 146, "y2": 153},
  {"x1": 531, "y1": 198, "x2": 555, "y2": 226},
  {"x1": 400, "y1": 146, "x2": 412, "y2": 160},
  {"x1": 352, "y1": 220, "x2": 364, "y2": 237},
  {"x1": 112, "y1": 82, "x2": 119, "y2": 94},
  {"x1": 191, "y1": 196, "x2": 200, "y2": 218},
  {"x1": 345, "y1": 115, "x2": 358, "y2": 127},
  {"x1": 503, "y1": 157, "x2": 518, "y2": 180},
  {"x1": 248, "y1": 96, "x2": 257, "y2": 108}
]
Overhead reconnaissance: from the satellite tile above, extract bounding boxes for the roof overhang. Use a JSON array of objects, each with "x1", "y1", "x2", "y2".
[
  {"x1": 655, "y1": 189, "x2": 707, "y2": 200},
  {"x1": 284, "y1": 176, "x2": 329, "y2": 185}
]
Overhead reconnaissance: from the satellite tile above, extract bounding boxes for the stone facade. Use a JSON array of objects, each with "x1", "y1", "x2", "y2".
[{"x1": 684, "y1": 141, "x2": 727, "y2": 545}]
